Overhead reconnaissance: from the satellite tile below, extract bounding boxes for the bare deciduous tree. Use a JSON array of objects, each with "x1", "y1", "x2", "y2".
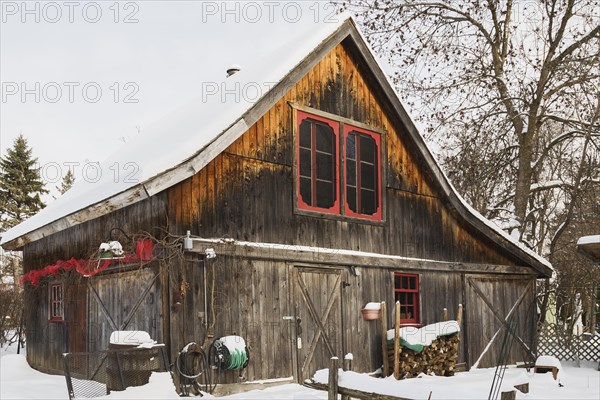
[{"x1": 340, "y1": 0, "x2": 600, "y2": 245}]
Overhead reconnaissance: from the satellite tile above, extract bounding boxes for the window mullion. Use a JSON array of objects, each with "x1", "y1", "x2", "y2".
[
  {"x1": 356, "y1": 135, "x2": 362, "y2": 213},
  {"x1": 311, "y1": 123, "x2": 317, "y2": 207}
]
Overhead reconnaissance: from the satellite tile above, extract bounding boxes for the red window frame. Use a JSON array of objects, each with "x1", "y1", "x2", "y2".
[
  {"x1": 343, "y1": 124, "x2": 382, "y2": 220},
  {"x1": 49, "y1": 283, "x2": 64, "y2": 322},
  {"x1": 393, "y1": 273, "x2": 420, "y2": 325},
  {"x1": 296, "y1": 111, "x2": 340, "y2": 215}
]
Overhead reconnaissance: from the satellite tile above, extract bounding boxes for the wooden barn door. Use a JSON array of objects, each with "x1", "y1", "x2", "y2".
[
  {"x1": 87, "y1": 267, "x2": 163, "y2": 353},
  {"x1": 66, "y1": 282, "x2": 87, "y2": 353},
  {"x1": 292, "y1": 266, "x2": 344, "y2": 382},
  {"x1": 465, "y1": 276, "x2": 536, "y2": 368}
]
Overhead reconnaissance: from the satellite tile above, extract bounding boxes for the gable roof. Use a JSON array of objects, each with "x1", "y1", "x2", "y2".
[{"x1": 0, "y1": 15, "x2": 552, "y2": 277}]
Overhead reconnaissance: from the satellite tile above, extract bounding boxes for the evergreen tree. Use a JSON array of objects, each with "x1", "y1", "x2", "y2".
[
  {"x1": 57, "y1": 169, "x2": 75, "y2": 195},
  {"x1": 0, "y1": 134, "x2": 48, "y2": 231}
]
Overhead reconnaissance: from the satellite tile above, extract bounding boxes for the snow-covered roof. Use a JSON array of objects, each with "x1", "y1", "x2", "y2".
[
  {"x1": 0, "y1": 13, "x2": 551, "y2": 276},
  {"x1": 0, "y1": 14, "x2": 350, "y2": 247},
  {"x1": 577, "y1": 234, "x2": 600, "y2": 262},
  {"x1": 577, "y1": 235, "x2": 600, "y2": 246}
]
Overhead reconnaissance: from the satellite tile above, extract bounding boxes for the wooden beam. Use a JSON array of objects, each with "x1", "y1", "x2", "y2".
[
  {"x1": 381, "y1": 302, "x2": 389, "y2": 377},
  {"x1": 189, "y1": 238, "x2": 538, "y2": 276},
  {"x1": 306, "y1": 381, "x2": 415, "y2": 400}
]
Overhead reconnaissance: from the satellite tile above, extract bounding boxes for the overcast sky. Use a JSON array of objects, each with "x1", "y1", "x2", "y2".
[{"x1": 1, "y1": 0, "x2": 344, "y2": 199}]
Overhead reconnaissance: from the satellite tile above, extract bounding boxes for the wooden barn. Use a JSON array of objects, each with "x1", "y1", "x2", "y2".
[{"x1": 1, "y1": 15, "x2": 552, "y2": 384}]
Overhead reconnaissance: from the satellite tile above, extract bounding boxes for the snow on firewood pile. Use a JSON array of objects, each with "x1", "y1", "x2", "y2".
[
  {"x1": 383, "y1": 321, "x2": 461, "y2": 378},
  {"x1": 386, "y1": 321, "x2": 460, "y2": 352}
]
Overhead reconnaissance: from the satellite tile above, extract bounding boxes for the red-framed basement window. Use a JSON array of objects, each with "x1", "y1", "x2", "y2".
[
  {"x1": 394, "y1": 273, "x2": 419, "y2": 325},
  {"x1": 49, "y1": 283, "x2": 64, "y2": 322},
  {"x1": 296, "y1": 109, "x2": 382, "y2": 220}
]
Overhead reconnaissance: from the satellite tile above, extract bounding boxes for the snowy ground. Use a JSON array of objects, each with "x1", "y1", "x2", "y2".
[{"x1": 2, "y1": 342, "x2": 598, "y2": 399}]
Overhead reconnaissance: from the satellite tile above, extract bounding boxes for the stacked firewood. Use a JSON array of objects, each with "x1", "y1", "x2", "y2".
[{"x1": 386, "y1": 332, "x2": 460, "y2": 379}]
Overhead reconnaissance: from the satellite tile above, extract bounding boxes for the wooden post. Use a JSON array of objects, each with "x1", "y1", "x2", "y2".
[
  {"x1": 442, "y1": 307, "x2": 448, "y2": 321},
  {"x1": 380, "y1": 302, "x2": 389, "y2": 377},
  {"x1": 456, "y1": 304, "x2": 463, "y2": 325},
  {"x1": 343, "y1": 354, "x2": 353, "y2": 372},
  {"x1": 342, "y1": 354, "x2": 353, "y2": 400},
  {"x1": 500, "y1": 390, "x2": 516, "y2": 400},
  {"x1": 394, "y1": 301, "x2": 401, "y2": 380},
  {"x1": 328, "y1": 357, "x2": 339, "y2": 400}
]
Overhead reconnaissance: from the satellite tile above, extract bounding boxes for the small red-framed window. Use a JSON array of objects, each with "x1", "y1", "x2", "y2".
[
  {"x1": 296, "y1": 111, "x2": 340, "y2": 215},
  {"x1": 344, "y1": 125, "x2": 382, "y2": 220},
  {"x1": 49, "y1": 283, "x2": 64, "y2": 322},
  {"x1": 393, "y1": 273, "x2": 419, "y2": 324}
]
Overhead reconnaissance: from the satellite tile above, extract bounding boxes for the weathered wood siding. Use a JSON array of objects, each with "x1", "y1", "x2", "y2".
[
  {"x1": 22, "y1": 194, "x2": 169, "y2": 373},
  {"x1": 167, "y1": 42, "x2": 523, "y2": 267},
  {"x1": 19, "y1": 40, "x2": 539, "y2": 380},
  {"x1": 201, "y1": 255, "x2": 535, "y2": 382}
]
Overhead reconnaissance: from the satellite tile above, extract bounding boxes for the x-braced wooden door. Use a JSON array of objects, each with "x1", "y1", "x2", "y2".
[
  {"x1": 465, "y1": 276, "x2": 536, "y2": 368},
  {"x1": 87, "y1": 267, "x2": 162, "y2": 353},
  {"x1": 292, "y1": 266, "x2": 344, "y2": 382}
]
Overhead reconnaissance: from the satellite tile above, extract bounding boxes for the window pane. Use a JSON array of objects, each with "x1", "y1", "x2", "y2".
[
  {"x1": 316, "y1": 123, "x2": 334, "y2": 152},
  {"x1": 346, "y1": 160, "x2": 356, "y2": 186},
  {"x1": 300, "y1": 119, "x2": 312, "y2": 148},
  {"x1": 300, "y1": 148, "x2": 311, "y2": 178},
  {"x1": 360, "y1": 163, "x2": 376, "y2": 190},
  {"x1": 316, "y1": 181, "x2": 334, "y2": 208},
  {"x1": 360, "y1": 189, "x2": 376, "y2": 215},
  {"x1": 346, "y1": 133, "x2": 356, "y2": 160},
  {"x1": 402, "y1": 276, "x2": 408, "y2": 289},
  {"x1": 300, "y1": 177, "x2": 312, "y2": 205},
  {"x1": 316, "y1": 152, "x2": 334, "y2": 181},
  {"x1": 347, "y1": 187, "x2": 357, "y2": 212},
  {"x1": 360, "y1": 134, "x2": 376, "y2": 163},
  {"x1": 394, "y1": 275, "x2": 401, "y2": 288},
  {"x1": 409, "y1": 277, "x2": 416, "y2": 290}
]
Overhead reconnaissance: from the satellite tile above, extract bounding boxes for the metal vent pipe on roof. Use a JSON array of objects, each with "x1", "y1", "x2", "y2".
[{"x1": 226, "y1": 64, "x2": 241, "y2": 77}]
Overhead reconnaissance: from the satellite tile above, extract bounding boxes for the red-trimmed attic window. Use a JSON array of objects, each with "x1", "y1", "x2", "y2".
[
  {"x1": 297, "y1": 111, "x2": 340, "y2": 214},
  {"x1": 394, "y1": 273, "x2": 420, "y2": 325},
  {"x1": 49, "y1": 283, "x2": 64, "y2": 322},
  {"x1": 295, "y1": 109, "x2": 382, "y2": 221},
  {"x1": 344, "y1": 125, "x2": 382, "y2": 220}
]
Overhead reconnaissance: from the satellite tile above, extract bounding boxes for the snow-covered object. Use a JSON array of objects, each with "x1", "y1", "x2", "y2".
[
  {"x1": 363, "y1": 302, "x2": 381, "y2": 310},
  {"x1": 220, "y1": 335, "x2": 247, "y2": 353},
  {"x1": 386, "y1": 321, "x2": 460, "y2": 353},
  {"x1": 577, "y1": 235, "x2": 600, "y2": 246},
  {"x1": 344, "y1": 353, "x2": 354, "y2": 360},
  {"x1": 536, "y1": 355, "x2": 562, "y2": 370},
  {"x1": 99, "y1": 241, "x2": 124, "y2": 256},
  {"x1": 109, "y1": 331, "x2": 156, "y2": 346}
]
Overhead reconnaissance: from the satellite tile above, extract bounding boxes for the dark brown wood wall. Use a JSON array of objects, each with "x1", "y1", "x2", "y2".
[
  {"x1": 167, "y1": 42, "x2": 520, "y2": 267},
  {"x1": 19, "y1": 40, "x2": 539, "y2": 378},
  {"x1": 22, "y1": 194, "x2": 169, "y2": 373},
  {"x1": 202, "y1": 255, "x2": 535, "y2": 382}
]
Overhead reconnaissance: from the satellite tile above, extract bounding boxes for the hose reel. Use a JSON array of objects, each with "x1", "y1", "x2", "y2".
[
  {"x1": 209, "y1": 335, "x2": 249, "y2": 371},
  {"x1": 175, "y1": 336, "x2": 249, "y2": 396}
]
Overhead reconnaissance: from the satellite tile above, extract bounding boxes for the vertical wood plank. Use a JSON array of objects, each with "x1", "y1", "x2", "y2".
[{"x1": 380, "y1": 301, "x2": 389, "y2": 377}]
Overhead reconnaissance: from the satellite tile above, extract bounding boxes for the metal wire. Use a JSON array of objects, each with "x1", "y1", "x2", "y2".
[{"x1": 63, "y1": 346, "x2": 169, "y2": 400}]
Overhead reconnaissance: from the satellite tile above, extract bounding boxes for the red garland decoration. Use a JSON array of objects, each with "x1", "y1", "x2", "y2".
[{"x1": 19, "y1": 241, "x2": 154, "y2": 286}]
